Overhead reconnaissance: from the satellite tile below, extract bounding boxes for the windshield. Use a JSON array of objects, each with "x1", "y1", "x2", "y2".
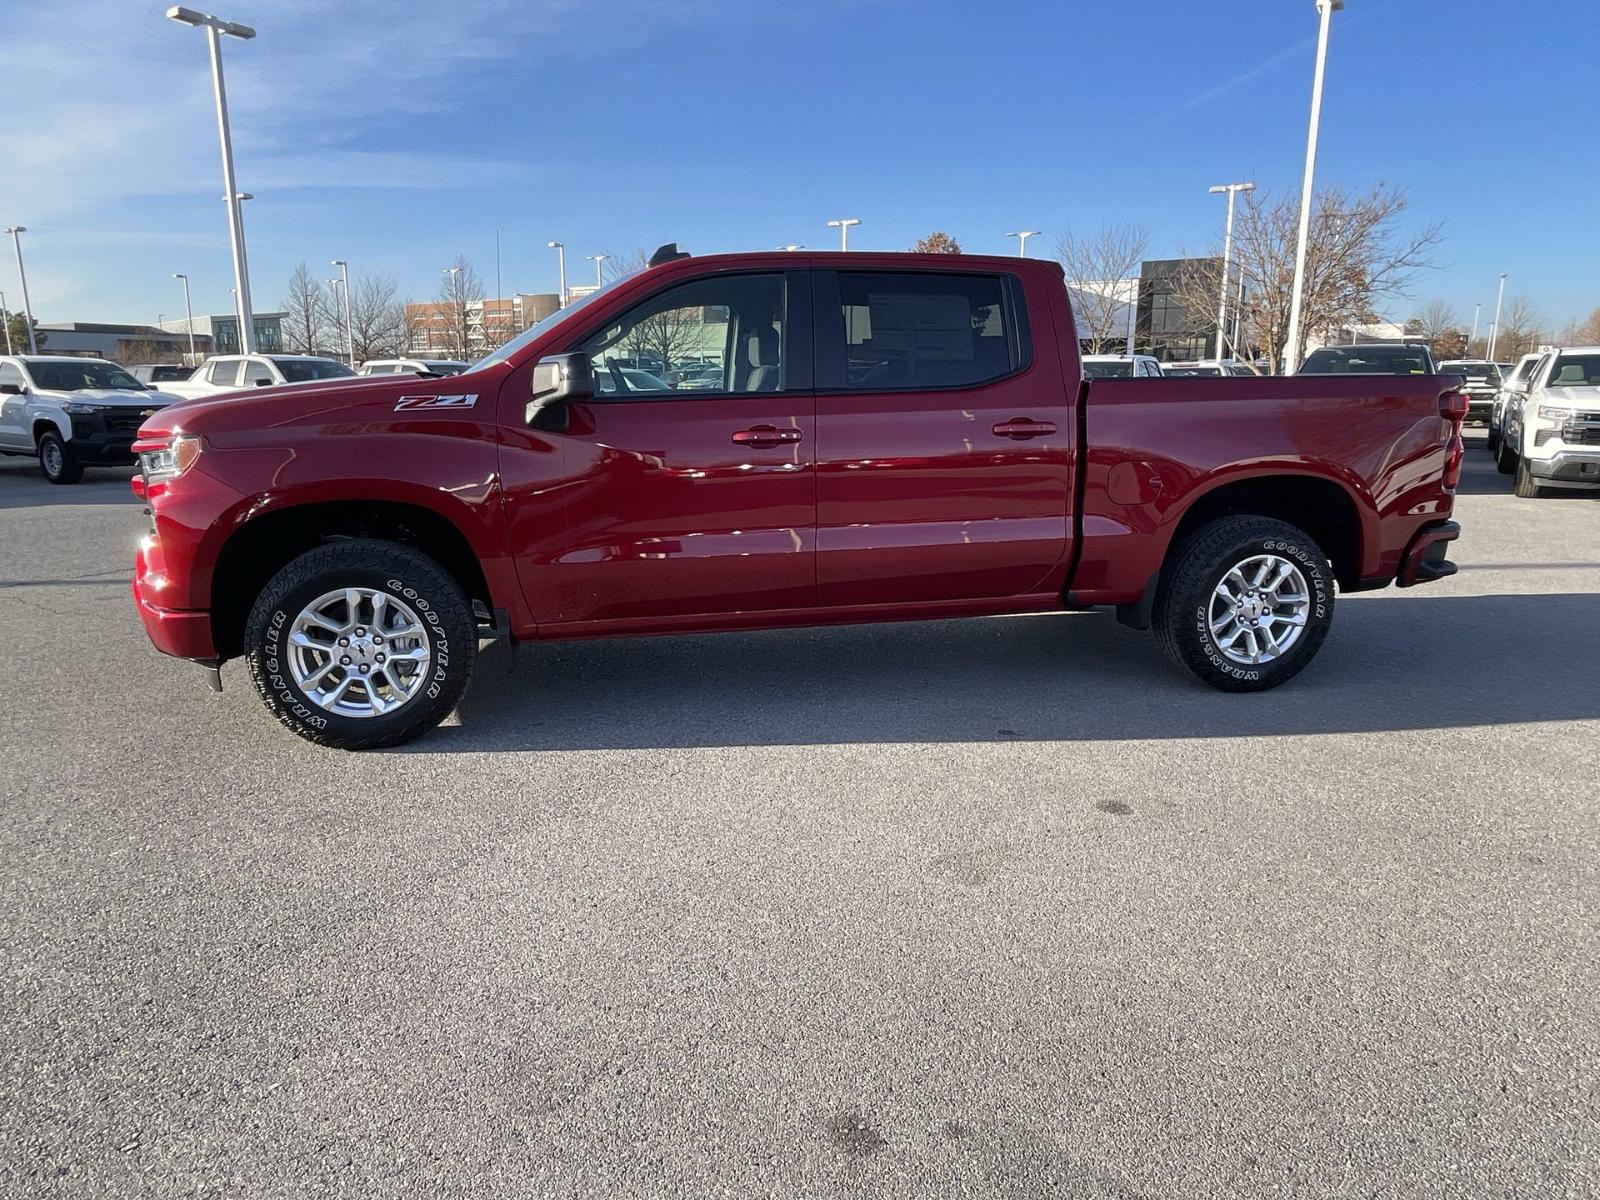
[
  {"x1": 1162, "y1": 365, "x2": 1221, "y2": 377},
  {"x1": 1299, "y1": 346, "x2": 1432, "y2": 375},
  {"x1": 1546, "y1": 355, "x2": 1600, "y2": 386},
  {"x1": 423, "y1": 363, "x2": 467, "y2": 376},
  {"x1": 148, "y1": 364, "x2": 192, "y2": 381},
  {"x1": 1083, "y1": 361, "x2": 1132, "y2": 379},
  {"x1": 1440, "y1": 361, "x2": 1501, "y2": 384},
  {"x1": 27, "y1": 360, "x2": 146, "y2": 392},
  {"x1": 275, "y1": 358, "x2": 356, "y2": 383},
  {"x1": 472, "y1": 277, "x2": 628, "y2": 369}
]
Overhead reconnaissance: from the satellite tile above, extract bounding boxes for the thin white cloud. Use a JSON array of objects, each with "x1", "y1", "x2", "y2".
[{"x1": 1174, "y1": 36, "x2": 1315, "y2": 113}]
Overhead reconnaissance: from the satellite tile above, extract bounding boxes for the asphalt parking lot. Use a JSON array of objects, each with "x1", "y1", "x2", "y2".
[{"x1": 2, "y1": 434, "x2": 1597, "y2": 1198}]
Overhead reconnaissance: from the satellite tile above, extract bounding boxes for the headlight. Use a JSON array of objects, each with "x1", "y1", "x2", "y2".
[
  {"x1": 1537, "y1": 405, "x2": 1573, "y2": 421},
  {"x1": 138, "y1": 434, "x2": 202, "y2": 481},
  {"x1": 63, "y1": 401, "x2": 106, "y2": 415}
]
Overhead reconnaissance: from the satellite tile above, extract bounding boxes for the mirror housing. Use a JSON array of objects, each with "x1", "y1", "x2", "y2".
[
  {"x1": 526, "y1": 352, "x2": 593, "y2": 430},
  {"x1": 0, "y1": 383, "x2": 22, "y2": 396}
]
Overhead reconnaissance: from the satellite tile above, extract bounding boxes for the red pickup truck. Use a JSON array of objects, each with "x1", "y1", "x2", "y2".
[{"x1": 131, "y1": 248, "x2": 1464, "y2": 749}]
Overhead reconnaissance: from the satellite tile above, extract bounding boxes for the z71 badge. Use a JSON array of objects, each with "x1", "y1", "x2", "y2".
[{"x1": 394, "y1": 393, "x2": 479, "y2": 411}]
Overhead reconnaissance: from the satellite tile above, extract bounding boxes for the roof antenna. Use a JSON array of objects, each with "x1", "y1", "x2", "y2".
[{"x1": 648, "y1": 242, "x2": 691, "y2": 268}]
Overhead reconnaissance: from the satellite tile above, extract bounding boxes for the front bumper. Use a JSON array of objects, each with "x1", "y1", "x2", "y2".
[
  {"x1": 133, "y1": 535, "x2": 217, "y2": 660},
  {"x1": 1396, "y1": 520, "x2": 1460, "y2": 588},
  {"x1": 68, "y1": 410, "x2": 156, "y2": 465},
  {"x1": 1463, "y1": 393, "x2": 1494, "y2": 420},
  {"x1": 1527, "y1": 448, "x2": 1600, "y2": 487}
]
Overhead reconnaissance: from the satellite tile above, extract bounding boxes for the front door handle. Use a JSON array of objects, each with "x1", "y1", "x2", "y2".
[
  {"x1": 992, "y1": 418, "x2": 1056, "y2": 440},
  {"x1": 732, "y1": 424, "x2": 802, "y2": 447}
]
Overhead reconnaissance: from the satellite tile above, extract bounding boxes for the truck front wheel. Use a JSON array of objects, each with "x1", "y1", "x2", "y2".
[
  {"x1": 1153, "y1": 516, "x2": 1334, "y2": 692},
  {"x1": 38, "y1": 430, "x2": 83, "y2": 484},
  {"x1": 1512, "y1": 456, "x2": 1547, "y2": 499},
  {"x1": 243, "y1": 539, "x2": 477, "y2": 750}
]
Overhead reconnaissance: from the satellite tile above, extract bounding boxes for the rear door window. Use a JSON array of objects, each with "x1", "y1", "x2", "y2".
[
  {"x1": 818, "y1": 271, "x2": 1022, "y2": 390},
  {"x1": 207, "y1": 359, "x2": 243, "y2": 386},
  {"x1": 242, "y1": 359, "x2": 276, "y2": 386}
]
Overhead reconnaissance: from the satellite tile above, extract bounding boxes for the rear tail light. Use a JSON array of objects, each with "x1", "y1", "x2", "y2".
[{"x1": 1440, "y1": 390, "x2": 1466, "y2": 492}]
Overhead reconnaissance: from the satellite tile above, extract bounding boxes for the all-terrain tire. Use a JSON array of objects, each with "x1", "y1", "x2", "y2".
[
  {"x1": 243, "y1": 539, "x2": 476, "y2": 750},
  {"x1": 1513, "y1": 455, "x2": 1546, "y2": 499},
  {"x1": 1153, "y1": 516, "x2": 1335, "y2": 693},
  {"x1": 38, "y1": 430, "x2": 83, "y2": 484}
]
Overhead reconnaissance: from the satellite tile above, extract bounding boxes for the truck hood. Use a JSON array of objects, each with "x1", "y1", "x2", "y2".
[
  {"x1": 36, "y1": 387, "x2": 183, "y2": 408},
  {"x1": 137, "y1": 370, "x2": 496, "y2": 440}
]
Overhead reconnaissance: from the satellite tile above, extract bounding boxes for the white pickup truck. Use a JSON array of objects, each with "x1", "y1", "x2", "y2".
[
  {"x1": 1498, "y1": 346, "x2": 1600, "y2": 497},
  {"x1": 160, "y1": 354, "x2": 357, "y2": 400},
  {"x1": 0, "y1": 355, "x2": 180, "y2": 483}
]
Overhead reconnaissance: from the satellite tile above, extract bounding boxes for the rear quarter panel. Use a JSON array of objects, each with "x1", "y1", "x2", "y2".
[{"x1": 1071, "y1": 376, "x2": 1459, "y2": 604}]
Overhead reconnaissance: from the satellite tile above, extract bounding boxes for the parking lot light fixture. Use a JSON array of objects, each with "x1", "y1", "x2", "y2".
[
  {"x1": 173, "y1": 273, "x2": 197, "y2": 362},
  {"x1": 1283, "y1": 0, "x2": 1343, "y2": 374},
  {"x1": 168, "y1": 6, "x2": 258, "y2": 353},
  {"x1": 331, "y1": 259, "x2": 354, "y2": 366},
  {"x1": 1007, "y1": 230, "x2": 1042, "y2": 257},
  {"x1": 587, "y1": 253, "x2": 608, "y2": 287},
  {"x1": 1478, "y1": 273, "x2": 1504, "y2": 361},
  {"x1": 1208, "y1": 182, "x2": 1254, "y2": 360},
  {"x1": 826, "y1": 218, "x2": 861, "y2": 251},
  {"x1": 547, "y1": 241, "x2": 566, "y2": 306},
  {"x1": 5, "y1": 227, "x2": 38, "y2": 353}
]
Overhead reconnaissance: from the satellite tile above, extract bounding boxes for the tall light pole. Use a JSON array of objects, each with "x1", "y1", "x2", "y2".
[
  {"x1": 5, "y1": 227, "x2": 37, "y2": 353},
  {"x1": 1469, "y1": 302, "x2": 1481, "y2": 350},
  {"x1": 1208, "y1": 181, "x2": 1255, "y2": 360},
  {"x1": 173, "y1": 273, "x2": 197, "y2": 363},
  {"x1": 167, "y1": 7, "x2": 258, "y2": 354},
  {"x1": 547, "y1": 241, "x2": 566, "y2": 306},
  {"x1": 587, "y1": 253, "x2": 608, "y2": 287},
  {"x1": 1282, "y1": 0, "x2": 1342, "y2": 374},
  {"x1": 1487, "y1": 272, "x2": 1508, "y2": 361},
  {"x1": 1007, "y1": 230, "x2": 1042, "y2": 257},
  {"x1": 443, "y1": 266, "x2": 464, "y2": 358},
  {"x1": 827, "y1": 218, "x2": 861, "y2": 251},
  {"x1": 331, "y1": 259, "x2": 354, "y2": 366}
]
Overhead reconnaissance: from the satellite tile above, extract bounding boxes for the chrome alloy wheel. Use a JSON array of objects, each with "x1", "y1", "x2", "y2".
[
  {"x1": 286, "y1": 587, "x2": 431, "y2": 718},
  {"x1": 1208, "y1": 553, "x2": 1311, "y2": 666}
]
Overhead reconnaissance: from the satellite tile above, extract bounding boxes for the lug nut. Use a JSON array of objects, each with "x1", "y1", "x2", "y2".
[
  {"x1": 338, "y1": 636, "x2": 349, "y2": 646},
  {"x1": 359, "y1": 665, "x2": 370, "y2": 674},
  {"x1": 355, "y1": 627, "x2": 366, "y2": 636},
  {"x1": 340, "y1": 655, "x2": 352, "y2": 665},
  {"x1": 375, "y1": 653, "x2": 386, "y2": 663}
]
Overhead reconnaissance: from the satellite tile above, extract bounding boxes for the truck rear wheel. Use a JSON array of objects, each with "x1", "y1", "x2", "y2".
[
  {"x1": 1153, "y1": 516, "x2": 1334, "y2": 692},
  {"x1": 243, "y1": 539, "x2": 476, "y2": 750}
]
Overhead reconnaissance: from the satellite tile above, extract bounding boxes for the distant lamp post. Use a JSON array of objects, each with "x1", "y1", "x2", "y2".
[
  {"x1": 443, "y1": 266, "x2": 465, "y2": 357},
  {"x1": 587, "y1": 253, "x2": 608, "y2": 287},
  {"x1": 172, "y1": 273, "x2": 197, "y2": 363},
  {"x1": 1007, "y1": 230, "x2": 1042, "y2": 257},
  {"x1": 1208, "y1": 181, "x2": 1255, "y2": 360},
  {"x1": 1487, "y1": 272, "x2": 1508, "y2": 360},
  {"x1": 1282, "y1": 0, "x2": 1343, "y2": 374},
  {"x1": 547, "y1": 241, "x2": 566, "y2": 306},
  {"x1": 5, "y1": 227, "x2": 37, "y2": 353},
  {"x1": 166, "y1": 6, "x2": 258, "y2": 354},
  {"x1": 331, "y1": 259, "x2": 354, "y2": 366},
  {"x1": 826, "y1": 218, "x2": 861, "y2": 251},
  {"x1": 1469, "y1": 302, "x2": 1481, "y2": 349}
]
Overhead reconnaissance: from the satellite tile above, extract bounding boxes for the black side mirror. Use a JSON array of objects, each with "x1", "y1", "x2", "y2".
[
  {"x1": 0, "y1": 383, "x2": 21, "y2": 395},
  {"x1": 526, "y1": 353, "x2": 593, "y2": 431}
]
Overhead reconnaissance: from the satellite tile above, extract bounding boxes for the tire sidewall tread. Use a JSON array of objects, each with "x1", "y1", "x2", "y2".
[
  {"x1": 39, "y1": 431, "x2": 82, "y2": 485},
  {"x1": 1153, "y1": 515, "x2": 1334, "y2": 693},
  {"x1": 243, "y1": 539, "x2": 476, "y2": 750}
]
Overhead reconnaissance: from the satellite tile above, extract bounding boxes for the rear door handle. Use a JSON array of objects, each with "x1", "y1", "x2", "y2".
[
  {"x1": 732, "y1": 424, "x2": 802, "y2": 447},
  {"x1": 992, "y1": 418, "x2": 1056, "y2": 440}
]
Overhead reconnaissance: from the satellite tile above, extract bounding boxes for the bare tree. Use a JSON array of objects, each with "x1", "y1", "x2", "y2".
[
  {"x1": 1561, "y1": 306, "x2": 1600, "y2": 345},
  {"x1": 436, "y1": 255, "x2": 485, "y2": 359},
  {"x1": 282, "y1": 263, "x2": 332, "y2": 354},
  {"x1": 911, "y1": 231, "x2": 962, "y2": 254},
  {"x1": 600, "y1": 247, "x2": 652, "y2": 283},
  {"x1": 346, "y1": 272, "x2": 406, "y2": 364},
  {"x1": 1492, "y1": 295, "x2": 1543, "y2": 360},
  {"x1": 1410, "y1": 299, "x2": 1466, "y2": 360},
  {"x1": 1055, "y1": 225, "x2": 1148, "y2": 352},
  {"x1": 1221, "y1": 184, "x2": 1442, "y2": 373}
]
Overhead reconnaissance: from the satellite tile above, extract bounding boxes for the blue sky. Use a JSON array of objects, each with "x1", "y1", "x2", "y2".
[{"x1": 5, "y1": 0, "x2": 1596, "y2": 332}]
